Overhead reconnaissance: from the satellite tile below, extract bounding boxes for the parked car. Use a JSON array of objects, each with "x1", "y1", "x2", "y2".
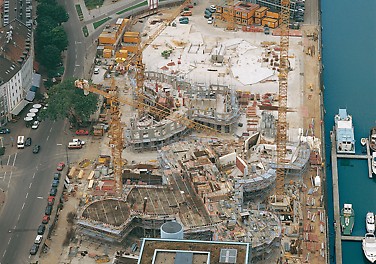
[
  {"x1": 32, "y1": 145, "x2": 40, "y2": 154},
  {"x1": 31, "y1": 121, "x2": 40, "y2": 129},
  {"x1": 207, "y1": 17, "x2": 214, "y2": 24},
  {"x1": 25, "y1": 137, "x2": 32, "y2": 147},
  {"x1": 42, "y1": 215, "x2": 50, "y2": 224},
  {"x1": 53, "y1": 172, "x2": 61, "y2": 180},
  {"x1": 30, "y1": 243, "x2": 39, "y2": 255},
  {"x1": 37, "y1": 224, "x2": 45, "y2": 235},
  {"x1": 50, "y1": 188, "x2": 57, "y2": 196},
  {"x1": 48, "y1": 196, "x2": 55, "y2": 206},
  {"x1": 34, "y1": 235, "x2": 43, "y2": 244},
  {"x1": 75, "y1": 129, "x2": 89, "y2": 135},
  {"x1": 56, "y1": 162, "x2": 65, "y2": 171},
  {"x1": 52, "y1": 179, "x2": 59, "y2": 188},
  {"x1": 45, "y1": 205, "x2": 52, "y2": 215},
  {"x1": 0, "y1": 128, "x2": 10, "y2": 134},
  {"x1": 94, "y1": 68, "x2": 100, "y2": 74}
]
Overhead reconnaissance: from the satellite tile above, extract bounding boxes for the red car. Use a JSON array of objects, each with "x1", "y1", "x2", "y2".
[
  {"x1": 57, "y1": 162, "x2": 65, "y2": 171},
  {"x1": 75, "y1": 129, "x2": 89, "y2": 135},
  {"x1": 42, "y1": 215, "x2": 50, "y2": 224},
  {"x1": 48, "y1": 196, "x2": 55, "y2": 206}
]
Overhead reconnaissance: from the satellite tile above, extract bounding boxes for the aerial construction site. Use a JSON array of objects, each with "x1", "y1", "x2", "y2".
[{"x1": 38, "y1": 0, "x2": 326, "y2": 263}]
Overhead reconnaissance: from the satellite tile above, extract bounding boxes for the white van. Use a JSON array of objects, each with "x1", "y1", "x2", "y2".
[{"x1": 17, "y1": 136, "x2": 25, "y2": 149}]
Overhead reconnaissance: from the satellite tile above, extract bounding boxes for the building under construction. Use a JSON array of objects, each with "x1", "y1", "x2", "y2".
[{"x1": 125, "y1": 71, "x2": 240, "y2": 150}]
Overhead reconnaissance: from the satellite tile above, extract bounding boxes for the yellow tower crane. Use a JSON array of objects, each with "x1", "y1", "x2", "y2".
[
  {"x1": 74, "y1": 78, "x2": 223, "y2": 197},
  {"x1": 275, "y1": 0, "x2": 290, "y2": 196}
]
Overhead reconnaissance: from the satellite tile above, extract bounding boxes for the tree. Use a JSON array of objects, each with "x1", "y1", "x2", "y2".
[
  {"x1": 50, "y1": 26, "x2": 68, "y2": 51},
  {"x1": 37, "y1": 3, "x2": 69, "y2": 25},
  {"x1": 41, "y1": 79, "x2": 99, "y2": 125},
  {"x1": 39, "y1": 45, "x2": 61, "y2": 69}
]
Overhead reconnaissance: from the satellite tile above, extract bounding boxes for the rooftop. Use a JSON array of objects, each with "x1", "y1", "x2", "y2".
[
  {"x1": 138, "y1": 238, "x2": 250, "y2": 264},
  {"x1": 0, "y1": 19, "x2": 32, "y2": 84}
]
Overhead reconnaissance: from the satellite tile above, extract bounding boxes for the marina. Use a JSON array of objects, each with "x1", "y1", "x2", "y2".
[
  {"x1": 331, "y1": 128, "x2": 375, "y2": 263},
  {"x1": 322, "y1": 0, "x2": 376, "y2": 262}
]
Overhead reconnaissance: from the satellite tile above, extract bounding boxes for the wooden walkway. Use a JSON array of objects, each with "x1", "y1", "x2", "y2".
[
  {"x1": 331, "y1": 131, "x2": 342, "y2": 264},
  {"x1": 336, "y1": 138, "x2": 373, "y2": 179},
  {"x1": 336, "y1": 154, "x2": 368, "y2": 159},
  {"x1": 341, "y1": 236, "x2": 363, "y2": 241},
  {"x1": 366, "y1": 139, "x2": 373, "y2": 179}
]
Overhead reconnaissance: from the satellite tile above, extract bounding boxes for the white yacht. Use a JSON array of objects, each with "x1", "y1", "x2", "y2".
[
  {"x1": 372, "y1": 153, "x2": 376, "y2": 175},
  {"x1": 363, "y1": 233, "x2": 376, "y2": 263},
  {"x1": 334, "y1": 109, "x2": 355, "y2": 154},
  {"x1": 367, "y1": 212, "x2": 375, "y2": 234}
]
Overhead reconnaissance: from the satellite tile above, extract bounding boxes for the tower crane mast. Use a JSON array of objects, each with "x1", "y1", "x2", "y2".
[{"x1": 276, "y1": 0, "x2": 290, "y2": 196}]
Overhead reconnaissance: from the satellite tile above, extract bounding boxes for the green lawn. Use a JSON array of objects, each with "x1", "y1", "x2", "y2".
[
  {"x1": 84, "y1": 0, "x2": 104, "y2": 10},
  {"x1": 82, "y1": 26, "x2": 89, "y2": 37},
  {"x1": 75, "y1": 4, "x2": 84, "y2": 21},
  {"x1": 93, "y1": 17, "x2": 111, "y2": 29},
  {"x1": 116, "y1": 1, "x2": 148, "y2": 15}
]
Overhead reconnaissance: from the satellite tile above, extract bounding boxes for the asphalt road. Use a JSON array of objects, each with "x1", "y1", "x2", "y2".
[{"x1": 0, "y1": 120, "x2": 71, "y2": 264}]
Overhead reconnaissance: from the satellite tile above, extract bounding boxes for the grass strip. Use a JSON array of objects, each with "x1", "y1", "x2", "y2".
[
  {"x1": 93, "y1": 17, "x2": 112, "y2": 29},
  {"x1": 75, "y1": 4, "x2": 84, "y2": 21},
  {"x1": 116, "y1": 1, "x2": 148, "y2": 15},
  {"x1": 82, "y1": 26, "x2": 89, "y2": 37}
]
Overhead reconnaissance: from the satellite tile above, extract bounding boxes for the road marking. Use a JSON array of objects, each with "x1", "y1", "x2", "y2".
[
  {"x1": 50, "y1": 127, "x2": 53, "y2": 132},
  {"x1": 7, "y1": 172, "x2": 12, "y2": 189},
  {"x1": 75, "y1": 65, "x2": 80, "y2": 67},
  {"x1": 3, "y1": 249, "x2": 6, "y2": 257},
  {"x1": 29, "y1": 182, "x2": 32, "y2": 189},
  {"x1": 46, "y1": 135, "x2": 49, "y2": 141},
  {"x1": 75, "y1": 41, "x2": 82, "y2": 44},
  {"x1": 17, "y1": 214, "x2": 21, "y2": 221},
  {"x1": 25, "y1": 193, "x2": 28, "y2": 199},
  {"x1": 12, "y1": 153, "x2": 17, "y2": 166},
  {"x1": 6, "y1": 155, "x2": 11, "y2": 166},
  {"x1": 21, "y1": 203, "x2": 25, "y2": 210},
  {"x1": 57, "y1": 143, "x2": 62, "y2": 146},
  {"x1": 37, "y1": 196, "x2": 43, "y2": 199},
  {"x1": 32, "y1": 172, "x2": 35, "y2": 179},
  {"x1": 7, "y1": 238, "x2": 11, "y2": 245}
]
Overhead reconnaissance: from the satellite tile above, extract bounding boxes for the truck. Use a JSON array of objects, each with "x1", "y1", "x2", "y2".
[{"x1": 68, "y1": 142, "x2": 82, "y2": 149}]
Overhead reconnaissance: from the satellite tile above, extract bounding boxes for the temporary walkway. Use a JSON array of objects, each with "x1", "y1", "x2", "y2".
[
  {"x1": 331, "y1": 130, "x2": 342, "y2": 264},
  {"x1": 341, "y1": 236, "x2": 363, "y2": 242}
]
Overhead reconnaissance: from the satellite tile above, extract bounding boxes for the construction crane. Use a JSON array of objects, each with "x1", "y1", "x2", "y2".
[
  {"x1": 75, "y1": 78, "x2": 224, "y2": 193},
  {"x1": 127, "y1": 0, "x2": 191, "y2": 112},
  {"x1": 275, "y1": 0, "x2": 290, "y2": 196}
]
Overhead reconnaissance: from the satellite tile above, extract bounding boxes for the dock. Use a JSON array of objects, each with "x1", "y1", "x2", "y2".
[
  {"x1": 335, "y1": 138, "x2": 372, "y2": 179},
  {"x1": 341, "y1": 236, "x2": 363, "y2": 242},
  {"x1": 366, "y1": 138, "x2": 373, "y2": 179},
  {"x1": 336, "y1": 154, "x2": 368, "y2": 159},
  {"x1": 331, "y1": 131, "x2": 342, "y2": 264}
]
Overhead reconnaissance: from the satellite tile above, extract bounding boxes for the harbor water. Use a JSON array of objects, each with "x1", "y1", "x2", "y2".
[{"x1": 322, "y1": 0, "x2": 376, "y2": 263}]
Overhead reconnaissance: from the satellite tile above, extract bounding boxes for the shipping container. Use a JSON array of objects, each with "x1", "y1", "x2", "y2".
[
  {"x1": 255, "y1": 7, "x2": 268, "y2": 18},
  {"x1": 266, "y1": 11, "x2": 279, "y2": 19},
  {"x1": 262, "y1": 17, "x2": 279, "y2": 28}
]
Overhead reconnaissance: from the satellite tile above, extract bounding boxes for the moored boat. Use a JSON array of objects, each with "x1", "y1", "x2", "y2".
[
  {"x1": 367, "y1": 212, "x2": 375, "y2": 234},
  {"x1": 340, "y1": 203, "x2": 355, "y2": 235},
  {"x1": 372, "y1": 153, "x2": 376, "y2": 175},
  {"x1": 370, "y1": 127, "x2": 376, "y2": 152},
  {"x1": 362, "y1": 233, "x2": 376, "y2": 263},
  {"x1": 361, "y1": 138, "x2": 367, "y2": 146},
  {"x1": 334, "y1": 109, "x2": 355, "y2": 154}
]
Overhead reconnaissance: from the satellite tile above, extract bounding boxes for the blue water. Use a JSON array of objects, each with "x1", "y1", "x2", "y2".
[{"x1": 322, "y1": 0, "x2": 376, "y2": 263}]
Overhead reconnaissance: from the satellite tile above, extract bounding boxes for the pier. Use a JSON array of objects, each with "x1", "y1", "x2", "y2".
[
  {"x1": 341, "y1": 236, "x2": 363, "y2": 242},
  {"x1": 366, "y1": 138, "x2": 373, "y2": 179},
  {"x1": 335, "y1": 139, "x2": 373, "y2": 179},
  {"x1": 331, "y1": 131, "x2": 342, "y2": 264}
]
